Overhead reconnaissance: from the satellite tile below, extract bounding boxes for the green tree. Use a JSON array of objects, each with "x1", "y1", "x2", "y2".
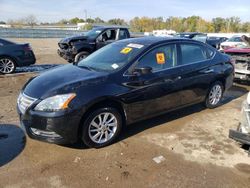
[
  {"x1": 94, "y1": 17, "x2": 105, "y2": 23},
  {"x1": 108, "y1": 18, "x2": 127, "y2": 25},
  {"x1": 212, "y1": 17, "x2": 227, "y2": 33}
]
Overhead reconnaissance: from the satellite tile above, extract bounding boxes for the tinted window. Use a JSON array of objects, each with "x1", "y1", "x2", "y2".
[
  {"x1": 119, "y1": 29, "x2": 128, "y2": 40},
  {"x1": 137, "y1": 44, "x2": 177, "y2": 72},
  {"x1": 180, "y1": 44, "x2": 207, "y2": 65}
]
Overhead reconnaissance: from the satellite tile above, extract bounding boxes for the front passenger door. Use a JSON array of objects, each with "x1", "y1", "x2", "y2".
[{"x1": 124, "y1": 44, "x2": 183, "y2": 121}]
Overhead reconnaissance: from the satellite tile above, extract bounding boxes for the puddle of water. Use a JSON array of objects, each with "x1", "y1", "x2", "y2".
[{"x1": 15, "y1": 64, "x2": 61, "y2": 73}]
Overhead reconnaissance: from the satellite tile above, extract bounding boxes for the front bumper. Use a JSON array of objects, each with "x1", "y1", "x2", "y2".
[
  {"x1": 229, "y1": 100, "x2": 250, "y2": 145},
  {"x1": 234, "y1": 69, "x2": 250, "y2": 81},
  {"x1": 57, "y1": 48, "x2": 75, "y2": 62},
  {"x1": 18, "y1": 109, "x2": 83, "y2": 144}
]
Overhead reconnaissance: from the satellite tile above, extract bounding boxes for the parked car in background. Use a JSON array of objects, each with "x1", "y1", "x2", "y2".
[
  {"x1": 229, "y1": 92, "x2": 250, "y2": 145},
  {"x1": 220, "y1": 35, "x2": 246, "y2": 50},
  {"x1": 176, "y1": 32, "x2": 225, "y2": 49},
  {"x1": 207, "y1": 36, "x2": 228, "y2": 49},
  {"x1": 18, "y1": 37, "x2": 234, "y2": 148},
  {"x1": 58, "y1": 26, "x2": 131, "y2": 63},
  {"x1": 0, "y1": 38, "x2": 36, "y2": 74},
  {"x1": 224, "y1": 46, "x2": 250, "y2": 81}
]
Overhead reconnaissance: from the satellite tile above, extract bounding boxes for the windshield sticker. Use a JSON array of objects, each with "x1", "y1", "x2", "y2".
[
  {"x1": 95, "y1": 30, "x2": 102, "y2": 33},
  {"x1": 156, "y1": 53, "x2": 165, "y2": 64},
  {"x1": 127, "y1": 43, "x2": 144, "y2": 49},
  {"x1": 120, "y1": 47, "x2": 132, "y2": 54},
  {"x1": 112, "y1": 63, "x2": 119, "y2": 69}
]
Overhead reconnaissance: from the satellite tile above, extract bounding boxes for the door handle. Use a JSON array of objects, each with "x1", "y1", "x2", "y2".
[
  {"x1": 174, "y1": 76, "x2": 182, "y2": 81},
  {"x1": 203, "y1": 69, "x2": 214, "y2": 74}
]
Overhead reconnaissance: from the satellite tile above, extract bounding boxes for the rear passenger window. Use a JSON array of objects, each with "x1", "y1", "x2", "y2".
[
  {"x1": 180, "y1": 44, "x2": 208, "y2": 65},
  {"x1": 136, "y1": 44, "x2": 177, "y2": 72}
]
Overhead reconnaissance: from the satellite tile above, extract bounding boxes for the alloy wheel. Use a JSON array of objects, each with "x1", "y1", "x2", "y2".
[
  {"x1": 208, "y1": 84, "x2": 222, "y2": 105},
  {"x1": 0, "y1": 58, "x2": 15, "y2": 74},
  {"x1": 88, "y1": 112, "x2": 118, "y2": 144}
]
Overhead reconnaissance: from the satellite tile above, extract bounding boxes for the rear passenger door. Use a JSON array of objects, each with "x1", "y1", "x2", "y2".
[{"x1": 176, "y1": 42, "x2": 216, "y2": 105}]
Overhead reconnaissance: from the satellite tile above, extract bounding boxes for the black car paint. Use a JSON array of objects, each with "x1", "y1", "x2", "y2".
[
  {"x1": 57, "y1": 26, "x2": 131, "y2": 62},
  {"x1": 0, "y1": 38, "x2": 36, "y2": 67},
  {"x1": 18, "y1": 37, "x2": 234, "y2": 144}
]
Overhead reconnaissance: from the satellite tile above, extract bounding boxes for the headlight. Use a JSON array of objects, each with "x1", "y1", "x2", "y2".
[{"x1": 34, "y1": 93, "x2": 76, "y2": 112}]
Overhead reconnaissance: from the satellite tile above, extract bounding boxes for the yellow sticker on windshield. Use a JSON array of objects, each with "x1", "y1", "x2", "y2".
[
  {"x1": 156, "y1": 53, "x2": 165, "y2": 64},
  {"x1": 120, "y1": 47, "x2": 132, "y2": 54}
]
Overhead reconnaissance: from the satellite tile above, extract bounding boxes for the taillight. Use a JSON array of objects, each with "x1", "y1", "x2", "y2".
[{"x1": 23, "y1": 44, "x2": 32, "y2": 51}]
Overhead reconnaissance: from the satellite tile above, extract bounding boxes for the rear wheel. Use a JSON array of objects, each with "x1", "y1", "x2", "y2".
[
  {"x1": 205, "y1": 81, "x2": 224, "y2": 108},
  {"x1": 81, "y1": 107, "x2": 122, "y2": 148},
  {"x1": 0, "y1": 57, "x2": 16, "y2": 74}
]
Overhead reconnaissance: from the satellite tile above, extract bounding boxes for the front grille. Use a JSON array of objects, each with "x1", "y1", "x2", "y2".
[
  {"x1": 235, "y1": 61, "x2": 248, "y2": 70},
  {"x1": 17, "y1": 93, "x2": 37, "y2": 114}
]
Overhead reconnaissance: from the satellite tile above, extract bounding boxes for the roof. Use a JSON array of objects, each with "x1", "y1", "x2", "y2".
[
  {"x1": 116, "y1": 36, "x2": 193, "y2": 46},
  {"x1": 93, "y1": 25, "x2": 129, "y2": 29}
]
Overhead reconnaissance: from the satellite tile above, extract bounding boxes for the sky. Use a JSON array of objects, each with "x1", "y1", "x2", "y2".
[{"x1": 0, "y1": 0, "x2": 249, "y2": 23}]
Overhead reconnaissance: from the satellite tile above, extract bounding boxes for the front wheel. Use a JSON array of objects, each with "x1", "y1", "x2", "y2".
[
  {"x1": 75, "y1": 51, "x2": 89, "y2": 62},
  {"x1": 81, "y1": 107, "x2": 122, "y2": 148},
  {"x1": 205, "y1": 81, "x2": 224, "y2": 109}
]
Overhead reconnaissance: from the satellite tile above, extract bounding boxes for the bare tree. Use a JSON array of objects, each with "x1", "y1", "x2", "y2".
[{"x1": 24, "y1": 15, "x2": 37, "y2": 27}]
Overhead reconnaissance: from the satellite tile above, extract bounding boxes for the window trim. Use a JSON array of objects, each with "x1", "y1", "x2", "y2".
[
  {"x1": 124, "y1": 41, "x2": 216, "y2": 76},
  {"x1": 125, "y1": 42, "x2": 178, "y2": 75},
  {"x1": 178, "y1": 42, "x2": 215, "y2": 66}
]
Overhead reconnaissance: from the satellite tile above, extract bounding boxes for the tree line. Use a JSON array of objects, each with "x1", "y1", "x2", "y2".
[{"x1": 2, "y1": 15, "x2": 250, "y2": 33}]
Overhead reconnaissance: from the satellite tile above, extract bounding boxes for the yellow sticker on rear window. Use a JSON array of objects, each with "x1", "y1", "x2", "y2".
[
  {"x1": 120, "y1": 47, "x2": 132, "y2": 54},
  {"x1": 156, "y1": 53, "x2": 165, "y2": 64}
]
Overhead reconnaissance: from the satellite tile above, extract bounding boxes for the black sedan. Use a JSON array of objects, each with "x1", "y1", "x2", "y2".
[
  {"x1": 17, "y1": 37, "x2": 234, "y2": 148},
  {"x1": 0, "y1": 38, "x2": 36, "y2": 74}
]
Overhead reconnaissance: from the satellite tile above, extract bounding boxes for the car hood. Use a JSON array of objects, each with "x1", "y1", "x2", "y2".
[
  {"x1": 59, "y1": 35, "x2": 89, "y2": 44},
  {"x1": 224, "y1": 47, "x2": 250, "y2": 53},
  {"x1": 221, "y1": 41, "x2": 244, "y2": 46},
  {"x1": 23, "y1": 64, "x2": 108, "y2": 99}
]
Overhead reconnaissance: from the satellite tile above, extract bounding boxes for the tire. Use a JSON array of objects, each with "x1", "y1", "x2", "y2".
[
  {"x1": 205, "y1": 81, "x2": 224, "y2": 109},
  {"x1": 0, "y1": 57, "x2": 16, "y2": 74},
  {"x1": 75, "y1": 51, "x2": 89, "y2": 62},
  {"x1": 81, "y1": 107, "x2": 122, "y2": 148}
]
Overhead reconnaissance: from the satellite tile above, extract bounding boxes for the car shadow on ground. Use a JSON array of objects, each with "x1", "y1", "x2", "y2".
[
  {"x1": 0, "y1": 124, "x2": 26, "y2": 167},
  {"x1": 66, "y1": 84, "x2": 249, "y2": 150}
]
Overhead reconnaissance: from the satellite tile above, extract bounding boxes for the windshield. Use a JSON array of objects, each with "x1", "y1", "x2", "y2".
[
  {"x1": 78, "y1": 42, "x2": 146, "y2": 72},
  {"x1": 227, "y1": 37, "x2": 243, "y2": 42},
  {"x1": 84, "y1": 28, "x2": 103, "y2": 38}
]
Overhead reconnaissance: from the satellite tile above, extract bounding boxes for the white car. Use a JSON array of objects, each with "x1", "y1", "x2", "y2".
[
  {"x1": 229, "y1": 92, "x2": 250, "y2": 145},
  {"x1": 220, "y1": 35, "x2": 247, "y2": 50}
]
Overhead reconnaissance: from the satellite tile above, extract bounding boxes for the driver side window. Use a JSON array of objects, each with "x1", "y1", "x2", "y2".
[
  {"x1": 98, "y1": 29, "x2": 117, "y2": 42},
  {"x1": 136, "y1": 44, "x2": 177, "y2": 72}
]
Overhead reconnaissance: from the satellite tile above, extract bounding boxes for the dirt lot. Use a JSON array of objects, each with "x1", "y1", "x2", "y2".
[{"x1": 0, "y1": 39, "x2": 250, "y2": 187}]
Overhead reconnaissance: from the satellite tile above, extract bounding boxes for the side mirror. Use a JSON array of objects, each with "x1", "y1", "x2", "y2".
[{"x1": 133, "y1": 66, "x2": 152, "y2": 75}]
